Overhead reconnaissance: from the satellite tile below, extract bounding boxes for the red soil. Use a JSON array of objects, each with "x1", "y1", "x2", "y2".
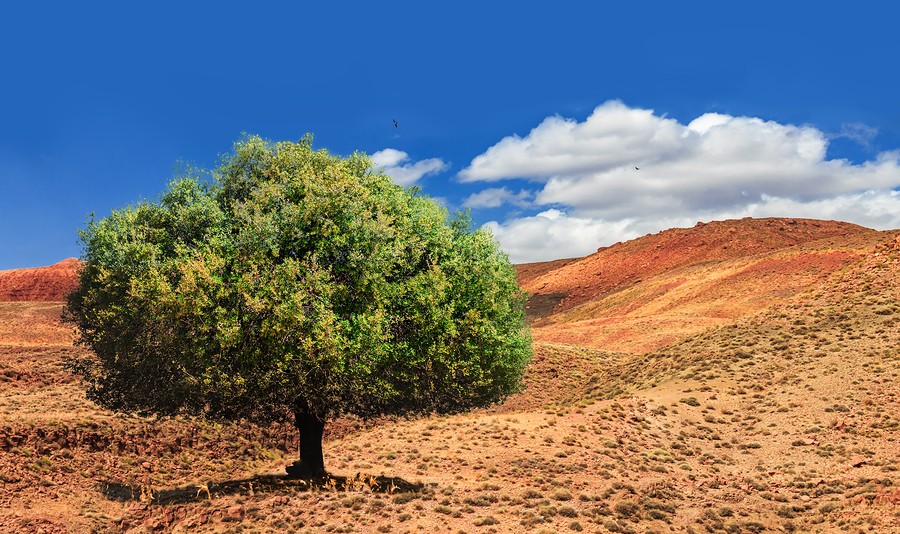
[
  {"x1": 518, "y1": 217, "x2": 874, "y2": 316},
  {"x1": 0, "y1": 258, "x2": 81, "y2": 302}
]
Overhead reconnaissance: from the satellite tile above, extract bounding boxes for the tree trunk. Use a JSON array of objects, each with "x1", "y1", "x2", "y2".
[{"x1": 285, "y1": 407, "x2": 327, "y2": 478}]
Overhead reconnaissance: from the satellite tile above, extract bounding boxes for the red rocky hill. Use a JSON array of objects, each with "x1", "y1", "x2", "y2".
[
  {"x1": 0, "y1": 258, "x2": 81, "y2": 302},
  {"x1": 517, "y1": 218, "x2": 890, "y2": 353},
  {"x1": 518, "y1": 218, "x2": 874, "y2": 317}
]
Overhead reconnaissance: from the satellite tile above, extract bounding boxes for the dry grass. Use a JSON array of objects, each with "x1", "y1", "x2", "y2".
[{"x1": 1, "y1": 223, "x2": 898, "y2": 532}]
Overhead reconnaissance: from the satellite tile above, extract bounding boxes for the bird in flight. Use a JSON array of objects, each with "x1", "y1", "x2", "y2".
[
  {"x1": 634, "y1": 166, "x2": 639, "y2": 170},
  {"x1": 393, "y1": 119, "x2": 398, "y2": 128}
]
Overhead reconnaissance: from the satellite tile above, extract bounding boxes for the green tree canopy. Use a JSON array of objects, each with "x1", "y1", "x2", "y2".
[{"x1": 65, "y1": 135, "x2": 531, "y2": 475}]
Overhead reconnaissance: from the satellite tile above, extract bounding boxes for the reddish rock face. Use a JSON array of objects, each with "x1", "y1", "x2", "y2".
[
  {"x1": 0, "y1": 258, "x2": 81, "y2": 302},
  {"x1": 517, "y1": 218, "x2": 875, "y2": 316},
  {"x1": 515, "y1": 217, "x2": 894, "y2": 353}
]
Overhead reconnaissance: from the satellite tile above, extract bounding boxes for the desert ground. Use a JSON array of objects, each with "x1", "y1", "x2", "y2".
[{"x1": 1, "y1": 217, "x2": 898, "y2": 533}]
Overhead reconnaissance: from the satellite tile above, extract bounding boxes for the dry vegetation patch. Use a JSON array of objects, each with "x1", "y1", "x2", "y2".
[{"x1": 1, "y1": 223, "x2": 898, "y2": 532}]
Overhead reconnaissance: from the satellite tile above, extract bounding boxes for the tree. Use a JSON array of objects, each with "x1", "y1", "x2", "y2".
[{"x1": 65, "y1": 135, "x2": 531, "y2": 476}]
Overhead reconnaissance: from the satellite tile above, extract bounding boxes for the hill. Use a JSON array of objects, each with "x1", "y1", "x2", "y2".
[
  {"x1": 0, "y1": 258, "x2": 80, "y2": 302},
  {"x1": 1, "y1": 218, "x2": 898, "y2": 532},
  {"x1": 519, "y1": 218, "x2": 882, "y2": 353},
  {"x1": 519, "y1": 218, "x2": 873, "y2": 316}
]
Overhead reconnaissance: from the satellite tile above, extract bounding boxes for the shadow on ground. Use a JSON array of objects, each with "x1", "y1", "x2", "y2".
[
  {"x1": 100, "y1": 473, "x2": 425, "y2": 505},
  {"x1": 525, "y1": 292, "x2": 567, "y2": 323}
]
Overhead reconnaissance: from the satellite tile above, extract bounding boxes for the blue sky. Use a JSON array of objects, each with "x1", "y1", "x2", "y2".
[{"x1": 2, "y1": 2, "x2": 900, "y2": 269}]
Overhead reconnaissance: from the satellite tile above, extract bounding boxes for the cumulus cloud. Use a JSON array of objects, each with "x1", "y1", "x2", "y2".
[
  {"x1": 732, "y1": 190, "x2": 900, "y2": 229},
  {"x1": 484, "y1": 210, "x2": 634, "y2": 263},
  {"x1": 463, "y1": 187, "x2": 533, "y2": 209},
  {"x1": 460, "y1": 101, "x2": 686, "y2": 183},
  {"x1": 371, "y1": 148, "x2": 448, "y2": 186},
  {"x1": 462, "y1": 101, "x2": 900, "y2": 263}
]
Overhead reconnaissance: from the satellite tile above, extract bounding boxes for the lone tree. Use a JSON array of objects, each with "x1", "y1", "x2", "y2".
[{"x1": 65, "y1": 135, "x2": 531, "y2": 476}]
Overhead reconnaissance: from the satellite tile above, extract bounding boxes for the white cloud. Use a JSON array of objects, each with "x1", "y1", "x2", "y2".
[
  {"x1": 460, "y1": 101, "x2": 686, "y2": 182},
  {"x1": 835, "y1": 122, "x2": 878, "y2": 149},
  {"x1": 463, "y1": 187, "x2": 533, "y2": 209},
  {"x1": 462, "y1": 101, "x2": 900, "y2": 263},
  {"x1": 484, "y1": 210, "x2": 634, "y2": 263},
  {"x1": 735, "y1": 190, "x2": 900, "y2": 229},
  {"x1": 370, "y1": 148, "x2": 408, "y2": 168},
  {"x1": 371, "y1": 149, "x2": 448, "y2": 186},
  {"x1": 489, "y1": 191, "x2": 900, "y2": 263}
]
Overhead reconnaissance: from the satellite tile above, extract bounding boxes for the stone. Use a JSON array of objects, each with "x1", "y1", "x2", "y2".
[{"x1": 225, "y1": 505, "x2": 245, "y2": 521}]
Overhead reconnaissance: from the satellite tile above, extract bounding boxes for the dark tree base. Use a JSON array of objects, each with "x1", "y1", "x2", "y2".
[
  {"x1": 285, "y1": 460, "x2": 327, "y2": 479},
  {"x1": 290, "y1": 406, "x2": 327, "y2": 478}
]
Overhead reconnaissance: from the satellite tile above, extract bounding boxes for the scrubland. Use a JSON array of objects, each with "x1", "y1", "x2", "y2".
[{"x1": 1, "y1": 219, "x2": 898, "y2": 533}]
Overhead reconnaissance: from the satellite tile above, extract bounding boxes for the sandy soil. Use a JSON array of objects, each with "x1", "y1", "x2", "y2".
[{"x1": 1, "y1": 219, "x2": 898, "y2": 533}]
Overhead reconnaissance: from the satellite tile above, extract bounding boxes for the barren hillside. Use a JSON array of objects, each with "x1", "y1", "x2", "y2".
[
  {"x1": 519, "y1": 218, "x2": 873, "y2": 318},
  {"x1": 0, "y1": 258, "x2": 80, "y2": 302},
  {"x1": 520, "y1": 218, "x2": 884, "y2": 353},
  {"x1": 0, "y1": 219, "x2": 897, "y2": 532}
]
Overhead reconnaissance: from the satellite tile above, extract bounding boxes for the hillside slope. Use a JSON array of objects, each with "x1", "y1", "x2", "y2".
[
  {"x1": 0, "y1": 258, "x2": 80, "y2": 302},
  {"x1": 520, "y1": 218, "x2": 884, "y2": 353},
  {"x1": 555, "y1": 231, "x2": 900, "y2": 532},
  {"x1": 520, "y1": 218, "x2": 873, "y2": 316},
  {"x1": 1, "y1": 220, "x2": 897, "y2": 532}
]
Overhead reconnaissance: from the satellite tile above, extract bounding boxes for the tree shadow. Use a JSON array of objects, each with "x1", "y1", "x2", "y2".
[{"x1": 100, "y1": 472, "x2": 425, "y2": 505}]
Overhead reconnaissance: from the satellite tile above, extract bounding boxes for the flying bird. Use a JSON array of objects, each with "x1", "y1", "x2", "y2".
[
  {"x1": 634, "y1": 166, "x2": 639, "y2": 170},
  {"x1": 393, "y1": 119, "x2": 398, "y2": 128}
]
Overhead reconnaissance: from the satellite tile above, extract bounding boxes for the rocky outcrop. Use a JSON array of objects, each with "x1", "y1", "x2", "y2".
[{"x1": 0, "y1": 258, "x2": 81, "y2": 302}]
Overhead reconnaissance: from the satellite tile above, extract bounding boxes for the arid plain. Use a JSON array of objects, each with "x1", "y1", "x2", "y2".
[{"x1": 1, "y1": 217, "x2": 898, "y2": 533}]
